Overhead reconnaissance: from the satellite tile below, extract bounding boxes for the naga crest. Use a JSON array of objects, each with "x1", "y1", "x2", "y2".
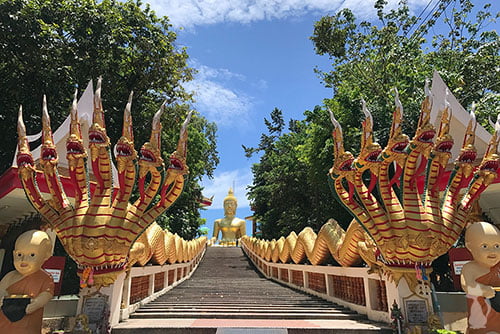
[
  {"x1": 16, "y1": 78, "x2": 191, "y2": 286},
  {"x1": 329, "y1": 80, "x2": 500, "y2": 282}
]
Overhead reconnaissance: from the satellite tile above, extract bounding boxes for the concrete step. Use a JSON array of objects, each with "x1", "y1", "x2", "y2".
[
  {"x1": 112, "y1": 247, "x2": 392, "y2": 333},
  {"x1": 112, "y1": 319, "x2": 392, "y2": 333},
  {"x1": 135, "y1": 306, "x2": 356, "y2": 314},
  {"x1": 130, "y1": 311, "x2": 366, "y2": 320},
  {"x1": 161, "y1": 290, "x2": 325, "y2": 295},
  {"x1": 135, "y1": 308, "x2": 353, "y2": 314},
  {"x1": 161, "y1": 294, "x2": 333, "y2": 302},
  {"x1": 141, "y1": 304, "x2": 342, "y2": 310}
]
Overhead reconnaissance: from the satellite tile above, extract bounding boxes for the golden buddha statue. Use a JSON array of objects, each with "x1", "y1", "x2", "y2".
[{"x1": 211, "y1": 188, "x2": 246, "y2": 246}]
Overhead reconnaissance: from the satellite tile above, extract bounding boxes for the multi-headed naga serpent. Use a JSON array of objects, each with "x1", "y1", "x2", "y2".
[
  {"x1": 16, "y1": 79, "x2": 202, "y2": 287},
  {"x1": 243, "y1": 81, "x2": 500, "y2": 286}
]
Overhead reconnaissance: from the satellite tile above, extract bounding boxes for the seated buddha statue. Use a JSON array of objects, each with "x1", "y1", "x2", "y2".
[{"x1": 211, "y1": 189, "x2": 246, "y2": 246}]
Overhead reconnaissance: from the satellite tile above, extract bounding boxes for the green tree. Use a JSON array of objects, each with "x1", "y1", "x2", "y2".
[
  {"x1": 159, "y1": 114, "x2": 219, "y2": 239},
  {"x1": 245, "y1": 107, "x2": 352, "y2": 240},
  {"x1": 311, "y1": 0, "x2": 499, "y2": 141},
  {"x1": 0, "y1": 0, "x2": 219, "y2": 238},
  {"x1": 248, "y1": 0, "x2": 499, "y2": 241}
]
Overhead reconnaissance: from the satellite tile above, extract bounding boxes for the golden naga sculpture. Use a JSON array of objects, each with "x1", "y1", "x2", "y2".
[
  {"x1": 242, "y1": 219, "x2": 367, "y2": 266},
  {"x1": 129, "y1": 223, "x2": 207, "y2": 267},
  {"x1": 243, "y1": 81, "x2": 500, "y2": 286},
  {"x1": 16, "y1": 79, "x2": 195, "y2": 287}
]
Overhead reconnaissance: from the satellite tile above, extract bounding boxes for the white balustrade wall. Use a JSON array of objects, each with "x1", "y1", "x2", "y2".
[
  {"x1": 76, "y1": 245, "x2": 206, "y2": 328},
  {"x1": 242, "y1": 241, "x2": 434, "y2": 325}
]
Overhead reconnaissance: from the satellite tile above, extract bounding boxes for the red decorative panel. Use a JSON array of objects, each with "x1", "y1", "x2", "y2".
[
  {"x1": 291, "y1": 270, "x2": 304, "y2": 287},
  {"x1": 168, "y1": 270, "x2": 175, "y2": 285},
  {"x1": 280, "y1": 269, "x2": 289, "y2": 282},
  {"x1": 331, "y1": 275, "x2": 365, "y2": 306},
  {"x1": 308, "y1": 272, "x2": 326, "y2": 294},
  {"x1": 130, "y1": 275, "x2": 149, "y2": 304},
  {"x1": 154, "y1": 272, "x2": 165, "y2": 292},
  {"x1": 272, "y1": 267, "x2": 278, "y2": 278},
  {"x1": 177, "y1": 268, "x2": 183, "y2": 279},
  {"x1": 376, "y1": 280, "x2": 388, "y2": 311}
]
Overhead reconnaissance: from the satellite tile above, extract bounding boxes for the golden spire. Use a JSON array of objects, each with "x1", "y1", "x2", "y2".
[
  {"x1": 92, "y1": 77, "x2": 106, "y2": 131},
  {"x1": 361, "y1": 99, "x2": 374, "y2": 151},
  {"x1": 150, "y1": 101, "x2": 166, "y2": 151},
  {"x1": 175, "y1": 110, "x2": 192, "y2": 158},
  {"x1": 437, "y1": 90, "x2": 452, "y2": 138},
  {"x1": 418, "y1": 78, "x2": 432, "y2": 129},
  {"x1": 328, "y1": 108, "x2": 345, "y2": 158},
  {"x1": 390, "y1": 88, "x2": 404, "y2": 140},
  {"x1": 42, "y1": 95, "x2": 54, "y2": 145},
  {"x1": 462, "y1": 104, "x2": 477, "y2": 148},
  {"x1": 122, "y1": 91, "x2": 134, "y2": 142},
  {"x1": 16, "y1": 105, "x2": 31, "y2": 156},
  {"x1": 485, "y1": 114, "x2": 500, "y2": 158},
  {"x1": 69, "y1": 89, "x2": 82, "y2": 139},
  {"x1": 17, "y1": 105, "x2": 26, "y2": 139}
]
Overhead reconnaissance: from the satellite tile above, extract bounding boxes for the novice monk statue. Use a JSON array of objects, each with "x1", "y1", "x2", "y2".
[
  {"x1": 461, "y1": 221, "x2": 500, "y2": 334},
  {"x1": 211, "y1": 188, "x2": 246, "y2": 246},
  {"x1": 0, "y1": 230, "x2": 54, "y2": 334}
]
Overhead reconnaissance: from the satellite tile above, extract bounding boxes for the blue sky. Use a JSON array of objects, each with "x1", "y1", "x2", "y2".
[{"x1": 144, "y1": 0, "x2": 499, "y2": 238}]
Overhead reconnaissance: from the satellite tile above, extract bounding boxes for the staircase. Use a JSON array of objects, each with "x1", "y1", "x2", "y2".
[{"x1": 112, "y1": 247, "x2": 391, "y2": 333}]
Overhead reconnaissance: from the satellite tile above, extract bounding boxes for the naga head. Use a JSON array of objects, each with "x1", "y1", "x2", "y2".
[
  {"x1": 165, "y1": 111, "x2": 192, "y2": 184},
  {"x1": 66, "y1": 90, "x2": 87, "y2": 168},
  {"x1": 40, "y1": 96, "x2": 59, "y2": 171},
  {"x1": 328, "y1": 108, "x2": 355, "y2": 180},
  {"x1": 115, "y1": 92, "x2": 137, "y2": 173},
  {"x1": 381, "y1": 89, "x2": 409, "y2": 166},
  {"x1": 138, "y1": 102, "x2": 166, "y2": 177},
  {"x1": 477, "y1": 114, "x2": 500, "y2": 184},
  {"x1": 455, "y1": 105, "x2": 478, "y2": 178},
  {"x1": 88, "y1": 78, "x2": 111, "y2": 158},
  {"x1": 431, "y1": 91, "x2": 454, "y2": 167},
  {"x1": 354, "y1": 100, "x2": 382, "y2": 172},
  {"x1": 411, "y1": 79, "x2": 436, "y2": 156},
  {"x1": 16, "y1": 106, "x2": 35, "y2": 176}
]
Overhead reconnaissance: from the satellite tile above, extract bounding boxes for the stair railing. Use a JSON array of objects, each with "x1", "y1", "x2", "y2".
[
  {"x1": 119, "y1": 244, "x2": 207, "y2": 321},
  {"x1": 241, "y1": 239, "x2": 432, "y2": 325}
]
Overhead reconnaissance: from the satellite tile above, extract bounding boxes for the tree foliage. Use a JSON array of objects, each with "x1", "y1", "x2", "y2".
[
  {"x1": 311, "y1": 0, "x2": 499, "y2": 142},
  {"x1": 0, "y1": 0, "x2": 219, "y2": 239},
  {"x1": 248, "y1": 0, "x2": 499, "y2": 239},
  {"x1": 244, "y1": 108, "x2": 352, "y2": 239}
]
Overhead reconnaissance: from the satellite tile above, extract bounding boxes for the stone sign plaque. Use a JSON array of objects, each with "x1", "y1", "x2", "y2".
[
  {"x1": 405, "y1": 299, "x2": 428, "y2": 324},
  {"x1": 82, "y1": 293, "x2": 108, "y2": 333}
]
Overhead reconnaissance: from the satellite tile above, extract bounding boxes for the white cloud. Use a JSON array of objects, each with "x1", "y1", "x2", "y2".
[
  {"x1": 184, "y1": 62, "x2": 253, "y2": 126},
  {"x1": 146, "y1": 0, "x2": 429, "y2": 28},
  {"x1": 195, "y1": 63, "x2": 246, "y2": 81},
  {"x1": 201, "y1": 168, "x2": 253, "y2": 209},
  {"x1": 252, "y1": 79, "x2": 268, "y2": 91}
]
